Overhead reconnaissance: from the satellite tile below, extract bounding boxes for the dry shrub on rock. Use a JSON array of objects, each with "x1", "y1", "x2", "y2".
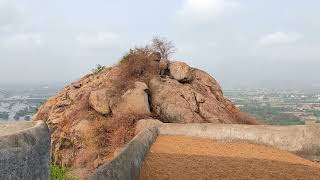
[
  {"x1": 91, "y1": 114, "x2": 149, "y2": 157},
  {"x1": 236, "y1": 112, "x2": 262, "y2": 125},
  {"x1": 112, "y1": 47, "x2": 161, "y2": 97}
]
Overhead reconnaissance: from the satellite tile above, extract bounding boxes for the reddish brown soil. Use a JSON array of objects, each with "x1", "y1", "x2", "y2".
[{"x1": 140, "y1": 136, "x2": 320, "y2": 180}]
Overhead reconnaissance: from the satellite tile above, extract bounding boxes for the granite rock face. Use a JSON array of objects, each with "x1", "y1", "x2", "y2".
[
  {"x1": 89, "y1": 89, "x2": 111, "y2": 115},
  {"x1": 149, "y1": 77, "x2": 203, "y2": 123},
  {"x1": 112, "y1": 82, "x2": 151, "y2": 116},
  {"x1": 148, "y1": 68, "x2": 242, "y2": 124},
  {"x1": 0, "y1": 121, "x2": 51, "y2": 180},
  {"x1": 169, "y1": 61, "x2": 192, "y2": 82}
]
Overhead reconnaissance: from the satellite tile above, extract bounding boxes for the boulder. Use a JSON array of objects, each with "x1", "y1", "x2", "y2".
[
  {"x1": 112, "y1": 82, "x2": 151, "y2": 116},
  {"x1": 169, "y1": 61, "x2": 192, "y2": 82},
  {"x1": 149, "y1": 75, "x2": 239, "y2": 124},
  {"x1": 89, "y1": 89, "x2": 111, "y2": 115},
  {"x1": 190, "y1": 68, "x2": 224, "y2": 101},
  {"x1": 159, "y1": 59, "x2": 170, "y2": 70},
  {"x1": 149, "y1": 77, "x2": 203, "y2": 123}
]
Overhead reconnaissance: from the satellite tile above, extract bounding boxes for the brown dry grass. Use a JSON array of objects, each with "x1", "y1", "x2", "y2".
[
  {"x1": 91, "y1": 114, "x2": 150, "y2": 156},
  {"x1": 98, "y1": 49, "x2": 162, "y2": 106},
  {"x1": 236, "y1": 112, "x2": 262, "y2": 125},
  {"x1": 70, "y1": 114, "x2": 147, "y2": 178}
]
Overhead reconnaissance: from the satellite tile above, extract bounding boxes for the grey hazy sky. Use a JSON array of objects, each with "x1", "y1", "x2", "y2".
[{"x1": 0, "y1": 0, "x2": 319, "y2": 88}]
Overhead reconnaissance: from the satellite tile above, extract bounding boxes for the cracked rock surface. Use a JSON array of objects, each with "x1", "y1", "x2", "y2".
[{"x1": 149, "y1": 68, "x2": 239, "y2": 124}]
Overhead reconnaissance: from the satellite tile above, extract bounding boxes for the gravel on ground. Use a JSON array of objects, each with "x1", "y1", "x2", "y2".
[{"x1": 140, "y1": 135, "x2": 320, "y2": 180}]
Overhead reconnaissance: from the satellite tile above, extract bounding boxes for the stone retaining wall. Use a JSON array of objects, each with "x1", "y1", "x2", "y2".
[
  {"x1": 89, "y1": 127, "x2": 158, "y2": 180},
  {"x1": 0, "y1": 121, "x2": 51, "y2": 180},
  {"x1": 137, "y1": 119, "x2": 320, "y2": 156},
  {"x1": 161, "y1": 123, "x2": 320, "y2": 155}
]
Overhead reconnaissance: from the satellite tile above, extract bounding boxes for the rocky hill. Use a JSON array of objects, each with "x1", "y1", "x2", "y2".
[{"x1": 33, "y1": 41, "x2": 259, "y2": 177}]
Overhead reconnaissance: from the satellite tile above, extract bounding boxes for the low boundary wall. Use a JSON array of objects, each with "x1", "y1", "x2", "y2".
[
  {"x1": 0, "y1": 121, "x2": 51, "y2": 180},
  {"x1": 161, "y1": 123, "x2": 320, "y2": 155},
  {"x1": 137, "y1": 120, "x2": 320, "y2": 156},
  {"x1": 89, "y1": 127, "x2": 159, "y2": 180}
]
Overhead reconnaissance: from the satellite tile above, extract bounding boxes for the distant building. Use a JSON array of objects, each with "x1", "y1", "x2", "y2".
[
  {"x1": 305, "y1": 117, "x2": 319, "y2": 125},
  {"x1": 24, "y1": 116, "x2": 31, "y2": 121},
  {"x1": 13, "y1": 114, "x2": 20, "y2": 120}
]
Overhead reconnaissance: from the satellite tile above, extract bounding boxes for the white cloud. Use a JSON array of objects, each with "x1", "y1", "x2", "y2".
[
  {"x1": 258, "y1": 32, "x2": 303, "y2": 47},
  {"x1": 0, "y1": 0, "x2": 22, "y2": 31},
  {"x1": 0, "y1": 32, "x2": 43, "y2": 48},
  {"x1": 75, "y1": 32, "x2": 119, "y2": 47},
  {"x1": 207, "y1": 41, "x2": 218, "y2": 48},
  {"x1": 177, "y1": 0, "x2": 239, "y2": 23}
]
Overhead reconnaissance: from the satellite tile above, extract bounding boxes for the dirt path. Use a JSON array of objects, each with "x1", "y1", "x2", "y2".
[{"x1": 140, "y1": 136, "x2": 320, "y2": 180}]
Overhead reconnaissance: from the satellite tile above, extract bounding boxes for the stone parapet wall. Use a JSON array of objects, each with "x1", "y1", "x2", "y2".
[
  {"x1": 161, "y1": 123, "x2": 320, "y2": 155},
  {"x1": 90, "y1": 127, "x2": 158, "y2": 180},
  {"x1": 137, "y1": 119, "x2": 320, "y2": 156},
  {"x1": 0, "y1": 121, "x2": 51, "y2": 180}
]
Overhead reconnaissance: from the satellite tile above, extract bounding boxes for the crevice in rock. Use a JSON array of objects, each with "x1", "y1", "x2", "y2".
[
  {"x1": 145, "y1": 89, "x2": 153, "y2": 112},
  {"x1": 193, "y1": 92, "x2": 200, "y2": 113},
  {"x1": 193, "y1": 94, "x2": 208, "y2": 122},
  {"x1": 180, "y1": 93, "x2": 186, "y2": 100}
]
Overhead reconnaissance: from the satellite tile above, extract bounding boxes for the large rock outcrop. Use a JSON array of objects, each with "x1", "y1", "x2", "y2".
[
  {"x1": 149, "y1": 70, "x2": 238, "y2": 124},
  {"x1": 33, "y1": 51, "x2": 258, "y2": 178},
  {"x1": 111, "y1": 82, "x2": 151, "y2": 116}
]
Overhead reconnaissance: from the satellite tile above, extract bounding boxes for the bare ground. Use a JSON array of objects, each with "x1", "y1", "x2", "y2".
[{"x1": 140, "y1": 136, "x2": 320, "y2": 180}]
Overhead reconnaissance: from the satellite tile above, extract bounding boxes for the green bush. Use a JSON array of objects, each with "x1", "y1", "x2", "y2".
[
  {"x1": 92, "y1": 64, "x2": 105, "y2": 75},
  {"x1": 50, "y1": 164, "x2": 74, "y2": 180}
]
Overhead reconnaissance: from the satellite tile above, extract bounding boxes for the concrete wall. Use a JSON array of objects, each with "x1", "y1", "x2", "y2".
[
  {"x1": 137, "y1": 120, "x2": 320, "y2": 156},
  {"x1": 89, "y1": 127, "x2": 158, "y2": 180},
  {"x1": 0, "y1": 121, "x2": 51, "y2": 180},
  {"x1": 161, "y1": 123, "x2": 320, "y2": 155}
]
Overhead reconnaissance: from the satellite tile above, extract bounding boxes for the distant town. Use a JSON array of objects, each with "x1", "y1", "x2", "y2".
[
  {"x1": 225, "y1": 88, "x2": 320, "y2": 125},
  {"x1": 0, "y1": 84, "x2": 61, "y2": 121},
  {"x1": 1, "y1": 84, "x2": 320, "y2": 125}
]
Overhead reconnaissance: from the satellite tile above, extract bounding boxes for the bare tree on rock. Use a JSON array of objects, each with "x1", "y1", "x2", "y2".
[{"x1": 151, "y1": 37, "x2": 176, "y2": 59}]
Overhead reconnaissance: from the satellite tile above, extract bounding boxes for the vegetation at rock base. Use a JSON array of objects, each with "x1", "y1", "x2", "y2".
[{"x1": 50, "y1": 164, "x2": 75, "y2": 180}]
